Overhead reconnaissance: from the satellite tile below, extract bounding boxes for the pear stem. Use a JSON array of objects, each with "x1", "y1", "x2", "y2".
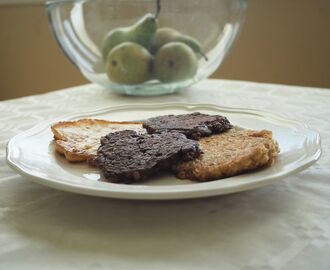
[
  {"x1": 200, "y1": 51, "x2": 209, "y2": 61},
  {"x1": 156, "y1": 0, "x2": 161, "y2": 19}
]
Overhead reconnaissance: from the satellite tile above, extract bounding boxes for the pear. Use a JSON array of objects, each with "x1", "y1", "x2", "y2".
[
  {"x1": 154, "y1": 42, "x2": 198, "y2": 82},
  {"x1": 150, "y1": 28, "x2": 181, "y2": 54},
  {"x1": 151, "y1": 27, "x2": 208, "y2": 60},
  {"x1": 102, "y1": 13, "x2": 158, "y2": 61},
  {"x1": 175, "y1": 35, "x2": 208, "y2": 60},
  {"x1": 106, "y1": 42, "x2": 153, "y2": 84}
]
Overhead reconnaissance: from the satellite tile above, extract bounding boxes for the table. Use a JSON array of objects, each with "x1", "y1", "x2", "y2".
[{"x1": 1, "y1": 79, "x2": 329, "y2": 270}]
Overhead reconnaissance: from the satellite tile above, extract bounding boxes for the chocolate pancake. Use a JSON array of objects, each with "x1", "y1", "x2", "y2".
[
  {"x1": 143, "y1": 112, "x2": 231, "y2": 140},
  {"x1": 94, "y1": 130, "x2": 201, "y2": 183}
]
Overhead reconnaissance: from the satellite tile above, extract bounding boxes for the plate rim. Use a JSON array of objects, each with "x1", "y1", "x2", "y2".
[{"x1": 6, "y1": 102, "x2": 322, "y2": 200}]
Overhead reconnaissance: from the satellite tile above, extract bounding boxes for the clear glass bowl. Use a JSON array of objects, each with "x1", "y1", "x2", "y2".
[{"x1": 46, "y1": 0, "x2": 247, "y2": 96}]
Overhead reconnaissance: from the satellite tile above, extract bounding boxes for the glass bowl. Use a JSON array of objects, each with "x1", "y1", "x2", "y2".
[{"x1": 46, "y1": 0, "x2": 247, "y2": 96}]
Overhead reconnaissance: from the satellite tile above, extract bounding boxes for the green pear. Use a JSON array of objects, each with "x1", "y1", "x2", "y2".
[
  {"x1": 106, "y1": 42, "x2": 153, "y2": 84},
  {"x1": 150, "y1": 28, "x2": 181, "y2": 54},
  {"x1": 151, "y1": 27, "x2": 208, "y2": 60},
  {"x1": 102, "y1": 13, "x2": 158, "y2": 61},
  {"x1": 154, "y1": 42, "x2": 198, "y2": 82}
]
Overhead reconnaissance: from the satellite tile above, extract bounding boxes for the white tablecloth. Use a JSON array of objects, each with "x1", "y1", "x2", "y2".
[{"x1": 1, "y1": 79, "x2": 329, "y2": 270}]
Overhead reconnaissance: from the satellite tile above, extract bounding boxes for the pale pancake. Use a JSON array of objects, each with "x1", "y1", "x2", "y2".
[{"x1": 51, "y1": 119, "x2": 144, "y2": 162}]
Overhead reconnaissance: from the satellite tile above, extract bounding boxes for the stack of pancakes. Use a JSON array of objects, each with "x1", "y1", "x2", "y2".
[{"x1": 52, "y1": 113, "x2": 279, "y2": 183}]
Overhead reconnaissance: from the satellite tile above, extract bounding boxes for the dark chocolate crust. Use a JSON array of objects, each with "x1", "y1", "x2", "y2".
[
  {"x1": 143, "y1": 112, "x2": 231, "y2": 140},
  {"x1": 94, "y1": 130, "x2": 201, "y2": 183}
]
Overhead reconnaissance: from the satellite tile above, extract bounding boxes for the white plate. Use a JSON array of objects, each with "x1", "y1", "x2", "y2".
[{"x1": 6, "y1": 103, "x2": 321, "y2": 200}]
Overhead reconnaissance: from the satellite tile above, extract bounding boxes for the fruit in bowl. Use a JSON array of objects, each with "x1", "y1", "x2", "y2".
[
  {"x1": 151, "y1": 27, "x2": 208, "y2": 60},
  {"x1": 154, "y1": 42, "x2": 198, "y2": 83},
  {"x1": 102, "y1": 0, "x2": 204, "y2": 85},
  {"x1": 102, "y1": 13, "x2": 158, "y2": 61},
  {"x1": 106, "y1": 42, "x2": 153, "y2": 84},
  {"x1": 46, "y1": 0, "x2": 247, "y2": 95}
]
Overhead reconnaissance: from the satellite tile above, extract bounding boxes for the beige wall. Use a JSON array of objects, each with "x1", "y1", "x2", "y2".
[
  {"x1": 0, "y1": 0, "x2": 329, "y2": 100},
  {"x1": 215, "y1": 0, "x2": 330, "y2": 88},
  {"x1": 0, "y1": 3, "x2": 87, "y2": 100}
]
